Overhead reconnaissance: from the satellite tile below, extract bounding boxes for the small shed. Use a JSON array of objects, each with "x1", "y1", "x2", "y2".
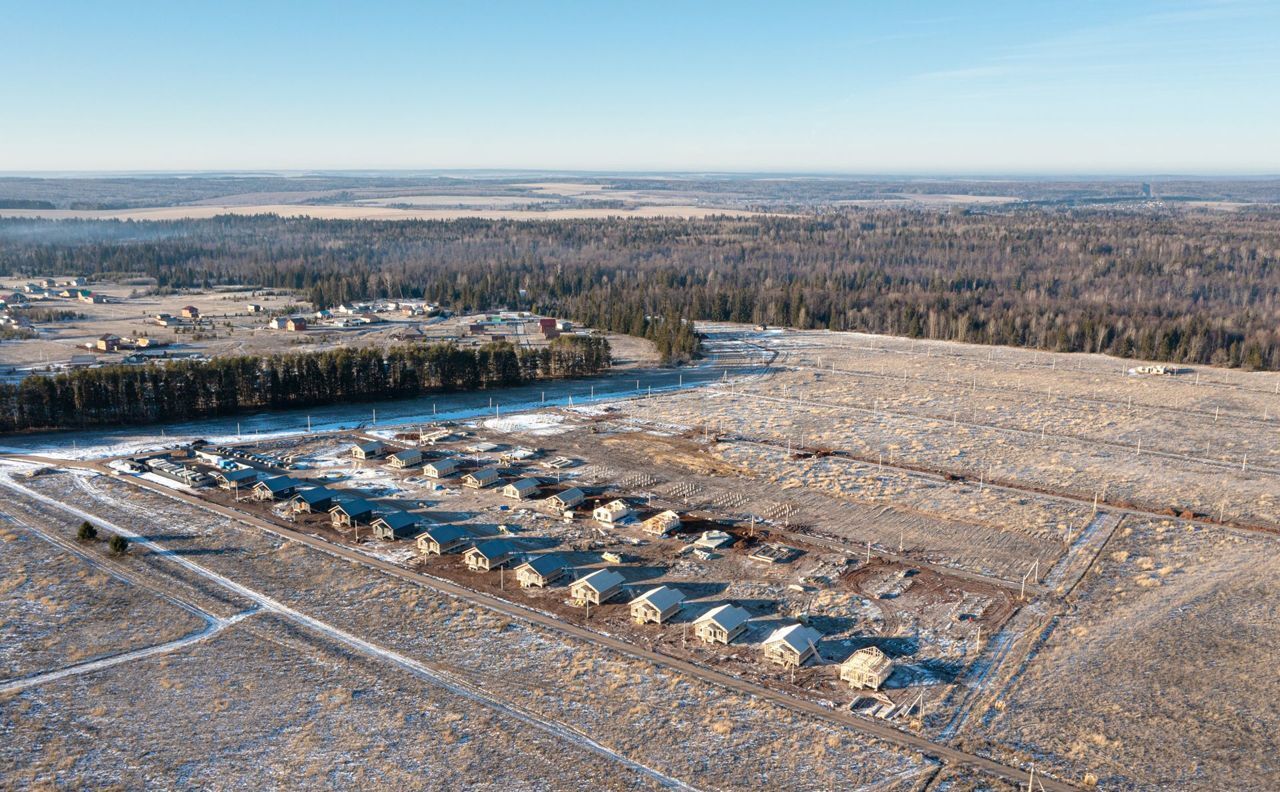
[
  {"x1": 252, "y1": 475, "x2": 300, "y2": 501},
  {"x1": 762, "y1": 624, "x2": 822, "y2": 668},
  {"x1": 371, "y1": 511, "x2": 421, "y2": 541},
  {"x1": 464, "y1": 539, "x2": 518, "y2": 571},
  {"x1": 290, "y1": 486, "x2": 336, "y2": 513},
  {"x1": 641, "y1": 510, "x2": 682, "y2": 536},
  {"x1": 416, "y1": 524, "x2": 473, "y2": 555},
  {"x1": 544, "y1": 487, "x2": 584, "y2": 511},
  {"x1": 629, "y1": 585, "x2": 686, "y2": 625},
  {"x1": 569, "y1": 569, "x2": 625, "y2": 606},
  {"x1": 422, "y1": 458, "x2": 460, "y2": 478},
  {"x1": 462, "y1": 467, "x2": 501, "y2": 489},
  {"x1": 593, "y1": 499, "x2": 633, "y2": 525},
  {"x1": 351, "y1": 440, "x2": 387, "y2": 460},
  {"x1": 386, "y1": 448, "x2": 424, "y2": 469},
  {"x1": 839, "y1": 646, "x2": 894, "y2": 690},
  {"x1": 514, "y1": 554, "x2": 570, "y2": 588},
  {"x1": 693, "y1": 604, "x2": 751, "y2": 645},
  {"x1": 501, "y1": 478, "x2": 541, "y2": 500},
  {"x1": 329, "y1": 498, "x2": 377, "y2": 527}
]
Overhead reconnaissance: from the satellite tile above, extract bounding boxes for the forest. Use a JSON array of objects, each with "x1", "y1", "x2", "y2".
[
  {"x1": 0, "y1": 335, "x2": 610, "y2": 431},
  {"x1": 1, "y1": 206, "x2": 1278, "y2": 370}
]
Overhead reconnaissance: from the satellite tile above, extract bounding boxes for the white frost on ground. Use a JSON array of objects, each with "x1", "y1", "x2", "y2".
[{"x1": 482, "y1": 412, "x2": 571, "y2": 436}]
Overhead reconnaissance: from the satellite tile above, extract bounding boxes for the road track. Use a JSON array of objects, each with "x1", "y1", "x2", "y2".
[{"x1": 1, "y1": 455, "x2": 1080, "y2": 791}]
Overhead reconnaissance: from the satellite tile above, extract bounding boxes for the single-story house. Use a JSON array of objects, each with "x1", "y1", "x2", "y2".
[
  {"x1": 329, "y1": 498, "x2": 377, "y2": 527},
  {"x1": 641, "y1": 510, "x2": 682, "y2": 537},
  {"x1": 371, "y1": 511, "x2": 421, "y2": 541},
  {"x1": 693, "y1": 604, "x2": 751, "y2": 645},
  {"x1": 422, "y1": 458, "x2": 460, "y2": 478},
  {"x1": 543, "y1": 487, "x2": 584, "y2": 511},
  {"x1": 351, "y1": 440, "x2": 388, "y2": 460},
  {"x1": 569, "y1": 569, "x2": 625, "y2": 606},
  {"x1": 462, "y1": 467, "x2": 501, "y2": 489},
  {"x1": 290, "y1": 486, "x2": 336, "y2": 513},
  {"x1": 252, "y1": 475, "x2": 301, "y2": 501},
  {"x1": 514, "y1": 554, "x2": 570, "y2": 588},
  {"x1": 464, "y1": 539, "x2": 518, "y2": 571},
  {"x1": 592, "y1": 499, "x2": 633, "y2": 525},
  {"x1": 762, "y1": 624, "x2": 822, "y2": 668},
  {"x1": 386, "y1": 448, "x2": 424, "y2": 469},
  {"x1": 286, "y1": 317, "x2": 307, "y2": 332},
  {"x1": 181, "y1": 305, "x2": 200, "y2": 319},
  {"x1": 416, "y1": 524, "x2": 473, "y2": 555},
  {"x1": 501, "y1": 477, "x2": 541, "y2": 500},
  {"x1": 214, "y1": 467, "x2": 259, "y2": 490},
  {"x1": 629, "y1": 585, "x2": 686, "y2": 625},
  {"x1": 839, "y1": 646, "x2": 894, "y2": 690}
]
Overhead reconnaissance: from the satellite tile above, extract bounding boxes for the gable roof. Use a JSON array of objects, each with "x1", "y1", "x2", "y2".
[
  {"x1": 353, "y1": 440, "x2": 387, "y2": 453},
  {"x1": 256, "y1": 475, "x2": 300, "y2": 493},
  {"x1": 374, "y1": 511, "x2": 420, "y2": 530},
  {"x1": 468, "y1": 539, "x2": 517, "y2": 560},
  {"x1": 549, "y1": 487, "x2": 584, "y2": 504},
  {"x1": 764, "y1": 624, "x2": 822, "y2": 654},
  {"x1": 218, "y1": 467, "x2": 258, "y2": 483},
  {"x1": 389, "y1": 448, "x2": 422, "y2": 463},
  {"x1": 330, "y1": 497, "x2": 377, "y2": 517},
  {"x1": 517, "y1": 553, "x2": 569, "y2": 577},
  {"x1": 693, "y1": 604, "x2": 751, "y2": 632},
  {"x1": 633, "y1": 585, "x2": 685, "y2": 612},
  {"x1": 419, "y1": 524, "x2": 473, "y2": 545},
  {"x1": 293, "y1": 486, "x2": 335, "y2": 505},
  {"x1": 505, "y1": 477, "x2": 540, "y2": 493},
  {"x1": 575, "y1": 568, "x2": 625, "y2": 592}
]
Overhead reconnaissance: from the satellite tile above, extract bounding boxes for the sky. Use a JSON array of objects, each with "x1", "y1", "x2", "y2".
[{"x1": 1, "y1": 0, "x2": 1278, "y2": 174}]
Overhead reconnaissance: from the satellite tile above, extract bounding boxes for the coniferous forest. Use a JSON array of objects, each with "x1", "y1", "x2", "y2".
[
  {"x1": 0, "y1": 336, "x2": 610, "y2": 431},
  {"x1": 1, "y1": 206, "x2": 1278, "y2": 374}
]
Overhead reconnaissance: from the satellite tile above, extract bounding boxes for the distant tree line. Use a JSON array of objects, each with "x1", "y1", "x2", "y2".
[
  {"x1": 0, "y1": 335, "x2": 610, "y2": 431},
  {"x1": 1, "y1": 208, "x2": 1278, "y2": 369}
]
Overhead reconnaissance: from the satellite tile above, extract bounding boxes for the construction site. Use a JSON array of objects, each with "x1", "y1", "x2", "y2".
[{"x1": 3, "y1": 323, "x2": 1277, "y2": 791}]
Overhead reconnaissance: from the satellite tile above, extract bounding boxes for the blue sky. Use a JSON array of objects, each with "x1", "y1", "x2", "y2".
[{"x1": 2, "y1": 0, "x2": 1277, "y2": 173}]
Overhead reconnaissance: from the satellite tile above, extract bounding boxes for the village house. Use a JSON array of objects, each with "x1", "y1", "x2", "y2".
[
  {"x1": 286, "y1": 317, "x2": 307, "y2": 332},
  {"x1": 329, "y1": 498, "x2": 377, "y2": 527},
  {"x1": 462, "y1": 467, "x2": 501, "y2": 489},
  {"x1": 350, "y1": 440, "x2": 388, "y2": 460},
  {"x1": 592, "y1": 499, "x2": 633, "y2": 525},
  {"x1": 213, "y1": 467, "x2": 258, "y2": 490},
  {"x1": 371, "y1": 511, "x2": 421, "y2": 541},
  {"x1": 181, "y1": 305, "x2": 200, "y2": 319},
  {"x1": 839, "y1": 646, "x2": 895, "y2": 690},
  {"x1": 501, "y1": 477, "x2": 541, "y2": 500},
  {"x1": 96, "y1": 334, "x2": 122, "y2": 352},
  {"x1": 762, "y1": 624, "x2": 823, "y2": 668},
  {"x1": 252, "y1": 475, "x2": 301, "y2": 501},
  {"x1": 693, "y1": 604, "x2": 751, "y2": 645},
  {"x1": 385, "y1": 448, "x2": 424, "y2": 469},
  {"x1": 422, "y1": 458, "x2": 460, "y2": 478},
  {"x1": 247, "y1": 303, "x2": 263, "y2": 313},
  {"x1": 78, "y1": 291, "x2": 106, "y2": 304},
  {"x1": 641, "y1": 510, "x2": 682, "y2": 537},
  {"x1": 514, "y1": 554, "x2": 569, "y2": 588},
  {"x1": 629, "y1": 585, "x2": 686, "y2": 625},
  {"x1": 569, "y1": 569, "x2": 625, "y2": 607},
  {"x1": 416, "y1": 524, "x2": 474, "y2": 555},
  {"x1": 289, "y1": 486, "x2": 336, "y2": 513},
  {"x1": 463, "y1": 539, "x2": 517, "y2": 572},
  {"x1": 543, "y1": 487, "x2": 584, "y2": 512}
]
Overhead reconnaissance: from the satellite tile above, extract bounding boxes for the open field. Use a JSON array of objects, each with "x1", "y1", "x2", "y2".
[
  {"x1": 0, "y1": 515, "x2": 207, "y2": 680},
  {"x1": 1, "y1": 467, "x2": 933, "y2": 790},
  {"x1": 3, "y1": 323, "x2": 1277, "y2": 789}
]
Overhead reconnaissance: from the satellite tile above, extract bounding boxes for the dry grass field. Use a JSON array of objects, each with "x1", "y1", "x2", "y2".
[
  {"x1": 2, "y1": 470, "x2": 932, "y2": 789},
  {"x1": 0, "y1": 519, "x2": 206, "y2": 680}
]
